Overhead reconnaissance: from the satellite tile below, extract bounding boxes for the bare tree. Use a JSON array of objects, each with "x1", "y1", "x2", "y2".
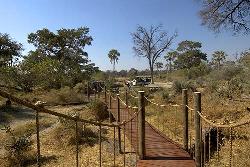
[
  {"x1": 199, "y1": 0, "x2": 250, "y2": 34},
  {"x1": 131, "y1": 25, "x2": 177, "y2": 83}
]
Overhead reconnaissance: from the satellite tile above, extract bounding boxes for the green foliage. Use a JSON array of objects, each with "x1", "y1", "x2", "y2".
[
  {"x1": 73, "y1": 82, "x2": 86, "y2": 94},
  {"x1": 44, "y1": 87, "x2": 86, "y2": 105},
  {"x1": 172, "y1": 80, "x2": 196, "y2": 94},
  {"x1": 185, "y1": 62, "x2": 211, "y2": 79},
  {"x1": 174, "y1": 40, "x2": 207, "y2": 69},
  {"x1": 89, "y1": 100, "x2": 109, "y2": 121},
  {"x1": 161, "y1": 89, "x2": 170, "y2": 102},
  {"x1": 208, "y1": 63, "x2": 243, "y2": 81},
  {"x1": 164, "y1": 51, "x2": 178, "y2": 72},
  {"x1": 57, "y1": 112, "x2": 99, "y2": 146},
  {"x1": 154, "y1": 62, "x2": 163, "y2": 71},
  {"x1": 0, "y1": 33, "x2": 23, "y2": 67},
  {"x1": 239, "y1": 49, "x2": 250, "y2": 68},
  {"x1": 211, "y1": 51, "x2": 227, "y2": 69},
  {"x1": 3, "y1": 126, "x2": 33, "y2": 166},
  {"x1": 128, "y1": 68, "x2": 138, "y2": 79},
  {"x1": 24, "y1": 27, "x2": 98, "y2": 89},
  {"x1": 177, "y1": 40, "x2": 202, "y2": 52},
  {"x1": 93, "y1": 71, "x2": 109, "y2": 81}
]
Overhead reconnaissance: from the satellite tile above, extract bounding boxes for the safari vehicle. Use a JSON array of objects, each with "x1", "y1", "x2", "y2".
[{"x1": 132, "y1": 76, "x2": 152, "y2": 86}]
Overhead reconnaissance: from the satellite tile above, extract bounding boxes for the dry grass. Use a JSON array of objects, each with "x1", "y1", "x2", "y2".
[
  {"x1": 144, "y1": 89, "x2": 250, "y2": 167},
  {"x1": 0, "y1": 102, "x2": 136, "y2": 167}
]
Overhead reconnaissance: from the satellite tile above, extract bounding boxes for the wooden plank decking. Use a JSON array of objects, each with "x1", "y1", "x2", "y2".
[{"x1": 109, "y1": 99, "x2": 195, "y2": 167}]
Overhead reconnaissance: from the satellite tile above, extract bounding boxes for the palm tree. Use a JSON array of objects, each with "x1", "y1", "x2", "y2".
[
  {"x1": 108, "y1": 49, "x2": 120, "y2": 71},
  {"x1": 164, "y1": 51, "x2": 178, "y2": 72},
  {"x1": 212, "y1": 51, "x2": 227, "y2": 69}
]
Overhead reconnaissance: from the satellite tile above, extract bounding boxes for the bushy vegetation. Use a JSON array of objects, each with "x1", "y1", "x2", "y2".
[{"x1": 89, "y1": 100, "x2": 109, "y2": 121}]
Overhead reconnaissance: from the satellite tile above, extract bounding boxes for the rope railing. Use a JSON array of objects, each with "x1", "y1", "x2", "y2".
[
  {"x1": 0, "y1": 86, "x2": 141, "y2": 167},
  {"x1": 196, "y1": 110, "x2": 250, "y2": 128},
  {"x1": 5, "y1": 80, "x2": 248, "y2": 167},
  {"x1": 144, "y1": 96, "x2": 181, "y2": 108},
  {"x1": 0, "y1": 90, "x2": 137, "y2": 128}
]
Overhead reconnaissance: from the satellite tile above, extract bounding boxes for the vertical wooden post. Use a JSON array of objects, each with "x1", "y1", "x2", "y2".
[
  {"x1": 104, "y1": 85, "x2": 107, "y2": 103},
  {"x1": 182, "y1": 89, "x2": 188, "y2": 151},
  {"x1": 138, "y1": 91, "x2": 145, "y2": 160},
  {"x1": 109, "y1": 94, "x2": 112, "y2": 123},
  {"x1": 125, "y1": 90, "x2": 128, "y2": 107},
  {"x1": 117, "y1": 94, "x2": 122, "y2": 153},
  {"x1": 194, "y1": 92, "x2": 202, "y2": 167},
  {"x1": 36, "y1": 110, "x2": 41, "y2": 167},
  {"x1": 99, "y1": 125, "x2": 102, "y2": 167},
  {"x1": 75, "y1": 118, "x2": 79, "y2": 167},
  {"x1": 87, "y1": 82, "x2": 90, "y2": 101}
]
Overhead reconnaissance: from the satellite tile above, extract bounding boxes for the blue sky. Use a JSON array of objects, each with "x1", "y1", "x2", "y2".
[{"x1": 0, "y1": 0, "x2": 249, "y2": 71}]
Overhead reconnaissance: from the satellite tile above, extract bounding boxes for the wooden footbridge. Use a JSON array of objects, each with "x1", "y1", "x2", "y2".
[
  {"x1": 108, "y1": 95, "x2": 195, "y2": 167},
  {"x1": 105, "y1": 89, "x2": 195, "y2": 167},
  {"x1": 1, "y1": 83, "x2": 249, "y2": 167}
]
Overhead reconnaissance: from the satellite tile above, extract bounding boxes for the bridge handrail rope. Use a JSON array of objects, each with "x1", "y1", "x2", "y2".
[
  {"x1": 185, "y1": 104, "x2": 194, "y2": 111},
  {"x1": 117, "y1": 96, "x2": 138, "y2": 109},
  {"x1": 129, "y1": 93, "x2": 139, "y2": 99},
  {"x1": 144, "y1": 96, "x2": 181, "y2": 108},
  {"x1": 196, "y1": 110, "x2": 250, "y2": 128},
  {"x1": 0, "y1": 90, "x2": 137, "y2": 128}
]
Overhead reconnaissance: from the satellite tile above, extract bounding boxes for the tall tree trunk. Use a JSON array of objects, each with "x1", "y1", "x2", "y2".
[
  {"x1": 150, "y1": 65, "x2": 154, "y2": 84},
  {"x1": 113, "y1": 60, "x2": 115, "y2": 71}
]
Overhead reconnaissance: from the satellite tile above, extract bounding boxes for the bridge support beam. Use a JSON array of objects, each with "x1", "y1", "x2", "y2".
[
  {"x1": 138, "y1": 91, "x2": 145, "y2": 160},
  {"x1": 182, "y1": 89, "x2": 188, "y2": 151},
  {"x1": 194, "y1": 92, "x2": 202, "y2": 167}
]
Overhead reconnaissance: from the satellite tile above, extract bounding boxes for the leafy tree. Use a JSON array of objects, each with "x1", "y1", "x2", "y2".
[
  {"x1": 0, "y1": 33, "x2": 23, "y2": 67},
  {"x1": 131, "y1": 24, "x2": 177, "y2": 83},
  {"x1": 118, "y1": 70, "x2": 128, "y2": 77},
  {"x1": 211, "y1": 51, "x2": 227, "y2": 69},
  {"x1": 155, "y1": 62, "x2": 163, "y2": 71},
  {"x1": 26, "y1": 27, "x2": 97, "y2": 88},
  {"x1": 199, "y1": 0, "x2": 250, "y2": 34},
  {"x1": 128, "y1": 68, "x2": 138, "y2": 79},
  {"x1": 239, "y1": 49, "x2": 250, "y2": 67},
  {"x1": 108, "y1": 49, "x2": 120, "y2": 71},
  {"x1": 28, "y1": 27, "x2": 92, "y2": 61},
  {"x1": 164, "y1": 51, "x2": 178, "y2": 72},
  {"x1": 174, "y1": 40, "x2": 207, "y2": 69}
]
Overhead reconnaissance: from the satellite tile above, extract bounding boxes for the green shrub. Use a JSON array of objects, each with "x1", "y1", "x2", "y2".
[
  {"x1": 89, "y1": 100, "x2": 109, "y2": 121},
  {"x1": 186, "y1": 62, "x2": 211, "y2": 79},
  {"x1": 209, "y1": 64, "x2": 243, "y2": 81},
  {"x1": 172, "y1": 80, "x2": 197, "y2": 94},
  {"x1": 44, "y1": 87, "x2": 86, "y2": 105},
  {"x1": 73, "y1": 82, "x2": 87, "y2": 93},
  {"x1": 161, "y1": 89, "x2": 170, "y2": 102},
  {"x1": 3, "y1": 126, "x2": 34, "y2": 166}
]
